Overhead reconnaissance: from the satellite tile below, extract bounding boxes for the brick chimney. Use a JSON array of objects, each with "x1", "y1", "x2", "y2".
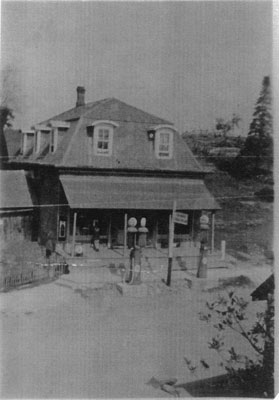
[{"x1": 76, "y1": 86, "x2": 85, "y2": 107}]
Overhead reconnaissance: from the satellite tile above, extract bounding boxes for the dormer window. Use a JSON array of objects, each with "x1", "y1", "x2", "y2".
[
  {"x1": 154, "y1": 125, "x2": 176, "y2": 159},
  {"x1": 21, "y1": 130, "x2": 35, "y2": 155},
  {"x1": 48, "y1": 120, "x2": 70, "y2": 154},
  {"x1": 91, "y1": 120, "x2": 119, "y2": 157},
  {"x1": 96, "y1": 128, "x2": 111, "y2": 154},
  {"x1": 34, "y1": 131, "x2": 41, "y2": 154},
  {"x1": 157, "y1": 131, "x2": 172, "y2": 157},
  {"x1": 32, "y1": 124, "x2": 51, "y2": 155},
  {"x1": 50, "y1": 129, "x2": 58, "y2": 153}
]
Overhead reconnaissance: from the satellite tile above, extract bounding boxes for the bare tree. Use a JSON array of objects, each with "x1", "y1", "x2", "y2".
[
  {"x1": 0, "y1": 64, "x2": 20, "y2": 167},
  {"x1": 216, "y1": 114, "x2": 242, "y2": 138}
]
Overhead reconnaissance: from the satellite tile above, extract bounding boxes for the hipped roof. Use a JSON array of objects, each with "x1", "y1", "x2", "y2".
[
  {"x1": 0, "y1": 170, "x2": 33, "y2": 209},
  {"x1": 60, "y1": 175, "x2": 220, "y2": 210},
  {"x1": 43, "y1": 97, "x2": 172, "y2": 125}
]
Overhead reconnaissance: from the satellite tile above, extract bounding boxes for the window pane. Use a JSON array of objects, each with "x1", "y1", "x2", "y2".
[
  {"x1": 103, "y1": 130, "x2": 109, "y2": 140},
  {"x1": 161, "y1": 133, "x2": 170, "y2": 144},
  {"x1": 97, "y1": 140, "x2": 109, "y2": 151},
  {"x1": 156, "y1": 130, "x2": 172, "y2": 158},
  {"x1": 159, "y1": 144, "x2": 169, "y2": 152},
  {"x1": 95, "y1": 126, "x2": 113, "y2": 154}
]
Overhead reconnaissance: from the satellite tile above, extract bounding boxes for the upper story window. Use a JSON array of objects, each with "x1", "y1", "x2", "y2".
[
  {"x1": 96, "y1": 128, "x2": 111, "y2": 154},
  {"x1": 48, "y1": 120, "x2": 70, "y2": 154},
  {"x1": 154, "y1": 125, "x2": 176, "y2": 159},
  {"x1": 90, "y1": 120, "x2": 119, "y2": 157},
  {"x1": 32, "y1": 124, "x2": 51, "y2": 154},
  {"x1": 21, "y1": 130, "x2": 35, "y2": 155},
  {"x1": 50, "y1": 129, "x2": 58, "y2": 153},
  {"x1": 34, "y1": 131, "x2": 41, "y2": 154}
]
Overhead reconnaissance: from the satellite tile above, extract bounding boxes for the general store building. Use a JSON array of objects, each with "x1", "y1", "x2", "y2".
[{"x1": 11, "y1": 87, "x2": 219, "y2": 252}]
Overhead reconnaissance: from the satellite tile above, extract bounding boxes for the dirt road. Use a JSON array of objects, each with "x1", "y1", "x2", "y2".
[{"x1": 0, "y1": 271, "x2": 267, "y2": 398}]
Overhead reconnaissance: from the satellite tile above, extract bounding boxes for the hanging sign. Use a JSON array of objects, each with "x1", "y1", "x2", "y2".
[{"x1": 173, "y1": 211, "x2": 188, "y2": 225}]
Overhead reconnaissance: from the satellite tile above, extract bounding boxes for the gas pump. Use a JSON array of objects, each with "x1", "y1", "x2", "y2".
[
  {"x1": 197, "y1": 238, "x2": 208, "y2": 278},
  {"x1": 125, "y1": 246, "x2": 142, "y2": 284}
]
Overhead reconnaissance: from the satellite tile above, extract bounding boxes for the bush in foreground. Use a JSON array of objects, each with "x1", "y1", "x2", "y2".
[{"x1": 185, "y1": 291, "x2": 274, "y2": 397}]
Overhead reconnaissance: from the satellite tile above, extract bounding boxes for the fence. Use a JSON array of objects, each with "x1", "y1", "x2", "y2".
[{"x1": 1, "y1": 262, "x2": 69, "y2": 291}]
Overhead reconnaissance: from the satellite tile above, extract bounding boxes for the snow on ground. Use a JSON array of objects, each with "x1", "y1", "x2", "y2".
[{"x1": 0, "y1": 261, "x2": 272, "y2": 398}]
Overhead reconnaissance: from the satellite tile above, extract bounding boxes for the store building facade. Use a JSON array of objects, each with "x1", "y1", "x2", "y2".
[{"x1": 11, "y1": 87, "x2": 219, "y2": 252}]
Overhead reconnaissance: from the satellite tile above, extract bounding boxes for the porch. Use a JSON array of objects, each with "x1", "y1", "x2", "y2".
[
  {"x1": 57, "y1": 240, "x2": 228, "y2": 273},
  {"x1": 56, "y1": 174, "x2": 220, "y2": 255}
]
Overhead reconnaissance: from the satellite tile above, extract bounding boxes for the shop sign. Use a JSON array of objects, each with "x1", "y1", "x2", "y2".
[{"x1": 173, "y1": 212, "x2": 188, "y2": 225}]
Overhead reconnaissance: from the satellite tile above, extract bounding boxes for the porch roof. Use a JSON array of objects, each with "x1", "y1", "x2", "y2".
[{"x1": 60, "y1": 175, "x2": 220, "y2": 211}]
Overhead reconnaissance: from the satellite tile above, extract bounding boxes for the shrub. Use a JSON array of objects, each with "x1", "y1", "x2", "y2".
[{"x1": 189, "y1": 292, "x2": 275, "y2": 397}]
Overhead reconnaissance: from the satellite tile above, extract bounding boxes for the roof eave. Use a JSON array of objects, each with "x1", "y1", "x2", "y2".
[{"x1": 57, "y1": 165, "x2": 206, "y2": 178}]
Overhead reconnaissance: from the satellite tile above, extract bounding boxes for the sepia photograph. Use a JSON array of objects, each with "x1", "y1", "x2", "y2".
[{"x1": 0, "y1": 1, "x2": 275, "y2": 398}]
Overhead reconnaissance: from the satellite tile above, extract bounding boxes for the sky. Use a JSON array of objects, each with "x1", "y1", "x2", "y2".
[{"x1": 1, "y1": 1, "x2": 272, "y2": 134}]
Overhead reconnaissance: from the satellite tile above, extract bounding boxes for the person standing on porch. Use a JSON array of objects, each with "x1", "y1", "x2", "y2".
[{"x1": 91, "y1": 221, "x2": 100, "y2": 252}]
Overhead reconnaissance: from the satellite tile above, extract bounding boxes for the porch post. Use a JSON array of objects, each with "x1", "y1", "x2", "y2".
[
  {"x1": 108, "y1": 216, "x2": 112, "y2": 249},
  {"x1": 154, "y1": 219, "x2": 158, "y2": 248},
  {"x1": 124, "y1": 213, "x2": 127, "y2": 257},
  {"x1": 71, "y1": 211, "x2": 77, "y2": 257},
  {"x1": 166, "y1": 201, "x2": 176, "y2": 286},
  {"x1": 192, "y1": 210, "x2": 195, "y2": 242},
  {"x1": 211, "y1": 211, "x2": 215, "y2": 253},
  {"x1": 66, "y1": 209, "x2": 70, "y2": 241}
]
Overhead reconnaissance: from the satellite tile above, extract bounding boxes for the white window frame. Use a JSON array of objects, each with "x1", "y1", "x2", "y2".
[
  {"x1": 34, "y1": 130, "x2": 41, "y2": 154},
  {"x1": 48, "y1": 120, "x2": 70, "y2": 154},
  {"x1": 94, "y1": 126, "x2": 113, "y2": 156},
  {"x1": 50, "y1": 128, "x2": 58, "y2": 153},
  {"x1": 154, "y1": 126, "x2": 176, "y2": 159},
  {"x1": 33, "y1": 124, "x2": 52, "y2": 154},
  {"x1": 91, "y1": 120, "x2": 119, "y2": 157},
  {"x1": 20, "y1": 132, "x2": 24, "y2": 154}
]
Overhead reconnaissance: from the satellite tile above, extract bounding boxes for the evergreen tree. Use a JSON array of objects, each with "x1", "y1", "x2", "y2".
[
  {"x1": 0, "y1": 105, "x2": 13, "y2": 169},
  {"x1": 248, "y1": 76, "x2": 272, "y2": 139},
  {"x1": 233, "y1": 76, "x2": 273, "y2": 177}
]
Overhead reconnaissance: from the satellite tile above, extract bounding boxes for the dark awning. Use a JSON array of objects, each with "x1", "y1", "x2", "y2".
[{"x1": 60, "y1": 175, "x2": 220, "y2": 210}]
